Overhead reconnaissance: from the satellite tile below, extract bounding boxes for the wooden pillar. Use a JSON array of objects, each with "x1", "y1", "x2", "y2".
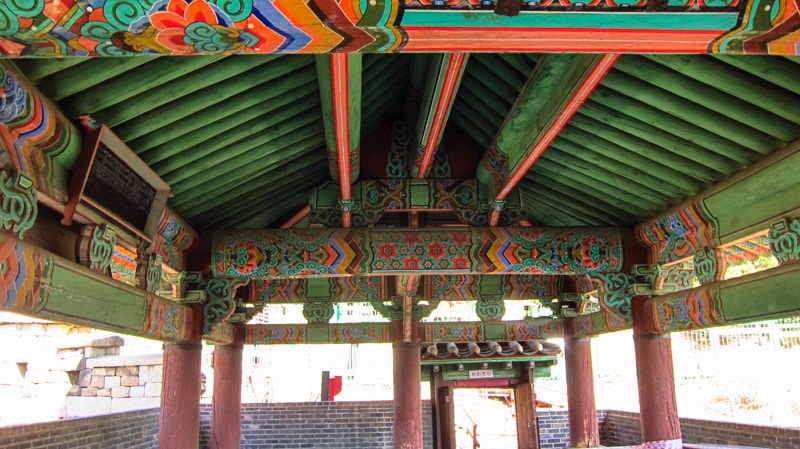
[
  {"x1": 437, "y1": 384, "x2": 456, "y2": 449},
  {"x1": 633, "y1": 331, "x2": 682, "y2": 443},
  {"x1": 565, "y1": 336, "x2": 599, "y2": 448},
  {"x1": 159, "y1": 303, "x2": 203, "y2": 449},
  {"x1": 159, "y1": 342, "x2": 203, "y2": 449},
  {"x1": 514, "y1": 370, "x2": 540, "y2": 449},
  {"x1": 210, "y1": 327, "x2": 244, "y2": 449},
  {"x1": 393, "y1": 321, "x2": 423, "y2": 449}
]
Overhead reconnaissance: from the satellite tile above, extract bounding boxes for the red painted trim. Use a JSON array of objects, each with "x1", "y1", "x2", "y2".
[
  {"x1": 489, "y1": 54, "x2": 620, "y2": 226},
  {"x1": 454, "y1": 379, "x2": 512, "y2": 388},
  {"x1": 331, "y1": 53, "x2": 353, "y2": 227},
  {"x1": 402, "y1": 29, "x2": 720, "y2": 53},
  {"x1": 280, "y1": 205, "x2": 310, "y2": 228},
  {"x1": 416, "y1": 53, "x2": 468, "y2": 179}
]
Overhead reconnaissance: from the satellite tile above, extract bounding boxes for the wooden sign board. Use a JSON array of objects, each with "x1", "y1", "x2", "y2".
[{"x1": 62, "y1": 125, "x2": 171, "y2": 245}]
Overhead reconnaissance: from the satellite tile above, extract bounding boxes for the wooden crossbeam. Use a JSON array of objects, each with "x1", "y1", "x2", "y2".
[
  {"x1": 244, "y1": 318, "x2": 563, "y2": 344},
  {"x1": 212, "y1": 226, "x2": 630, "y2": 279},
  {"x1": 2, "y1": 5, "x2": 787, "y2": 55}
]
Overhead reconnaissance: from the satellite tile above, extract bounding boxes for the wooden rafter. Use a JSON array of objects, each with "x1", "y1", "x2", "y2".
[
  {"x1": 478, "y1": 54, "x2": 620, "y2": 226},
  {"x1": 412, "y1": 53, "x2": 469, "y2": 179}
]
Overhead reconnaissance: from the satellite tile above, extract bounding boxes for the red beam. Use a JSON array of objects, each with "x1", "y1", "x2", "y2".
[
  {"x1": 331, "y1": 53, "x2": 353, "y2": 227},
  {"x1": 416, "y1": 53, "x2": 469, "y2": 179},
  {"x1": 489, "y1": 54, "x2": 620, "y2": 226},
  {"x1": 280, "y1": 205, "x2": 310, "y2": 228}
]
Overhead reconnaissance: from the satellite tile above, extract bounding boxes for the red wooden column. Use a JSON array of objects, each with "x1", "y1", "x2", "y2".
[
  {"x1": 437, "y1": 384, "x2": 456, "y2": 449},
  {"x1": 633, "y1": 299, "x2": 682, "y2": 444},
  {"x1": 565, "y1": 336, "x2": 599, "y2": 447},
  {"x1": 514, "y1": 369, "x2": 540, "y2": 449},
  {"x1": 210, "y1": 326, "x2": 244, "y2": 449},
  {"x1": 393, "y1": 321, "x2": 423, "y2": 449},
  {"x1": 159, "y1": 304, "x2": 203, "y2": 449}
]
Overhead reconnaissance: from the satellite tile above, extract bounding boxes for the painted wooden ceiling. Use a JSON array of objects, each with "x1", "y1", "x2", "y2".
[{"x1": 11, "y1": 54, "x2": 800, "y2": 231}]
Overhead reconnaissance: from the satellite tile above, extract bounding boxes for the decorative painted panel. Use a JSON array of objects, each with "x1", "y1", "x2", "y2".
[
  {"x1": 212, "y1": 227, "x2": 624, "y2": 279},
  {"x1": 76, "y1": 224, "x2": 116, "y2": 275},
  {"x1": 637, "y1": 202, "x2": 718, "y2": 265},
  {"x1": 646, "y1": 285, "x2": 724, "y2": 333},
  {"x1": 245, "y1": 323, "x2": 392, "y2": 344},
  {"x1": 2, "y1": 1, "x2": 797, "y2": 55},
  {"x1": 309, "y1": 178, "x2": 525, "y2": 227},
  {"x1": 153, "y1": 207, "x2": 197, "y2": 272},
  {"x1": 0, "y1": 63, "x2": 81, "y2": 200},
  {"x1": 0, "y1": 169, "x2": 37, "y2": 239},
  {"x1": 0, "y1": 233, "x2": 191, "y2": 342},
  {"x1": 0, "y1": 236, "x2": 51, "y2": 315}
]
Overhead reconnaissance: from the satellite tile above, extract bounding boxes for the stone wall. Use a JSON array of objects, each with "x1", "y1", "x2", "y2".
[
  {"x1": 0, "y1": 408, "x2": 159, "y2": 449},
  {"x1": 66, "y1": 353, "x2": 163, "y2": 417},
  {"x1": 199, "y1": 401, "x2": 433, "y2": 449},
  {"x1": 600, "y1": 410, "x2": 800, "y2": 448}
]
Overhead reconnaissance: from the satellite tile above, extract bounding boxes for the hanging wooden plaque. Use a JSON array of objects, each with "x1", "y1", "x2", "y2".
[{"x1": 62, "y1": 125, "x2": 171, "y2": 244}]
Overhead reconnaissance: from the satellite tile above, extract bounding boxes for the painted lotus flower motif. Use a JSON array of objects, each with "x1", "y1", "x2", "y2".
[
  {"x1": 574, "y1": 235, "x2": 604, "y2": 270},
  {"x1": 147, "y1": 0, "x2": 257, "y2": 53},
  {"x1": 229, "y1": 240, "x2": 265, "y2": 275}
]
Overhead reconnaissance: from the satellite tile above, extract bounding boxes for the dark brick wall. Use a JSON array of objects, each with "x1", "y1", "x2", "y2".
[
  {"x1": 601, "y1": 410, "x2": 800, "y2": 449},
  {"x1": 537, "y1": 409, "x2": 607, "y2": 449},
  {"x1": 200, "y1": 401, "x2": 433, "y2": 449},
  {"x1": 0, "y1": 408, "x2": 159, "y2": 449}
]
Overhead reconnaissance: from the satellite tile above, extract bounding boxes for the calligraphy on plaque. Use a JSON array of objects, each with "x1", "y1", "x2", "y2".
[{"x1": 62, "y1": 125, "x2": 171, "y2": 244}]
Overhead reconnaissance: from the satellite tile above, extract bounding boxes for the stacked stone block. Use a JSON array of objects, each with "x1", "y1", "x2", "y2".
[{"x1": 67, "y1": 354, "x2": 162, "y2": 417}]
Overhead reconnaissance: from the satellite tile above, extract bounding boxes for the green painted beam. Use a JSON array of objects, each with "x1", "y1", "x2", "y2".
[
  {"x1": 577, "y1": 101, "x2": 741, "y2": 174},
  {"x1": 36, "y1": 57, "x2": 155, "y2": 102},
  {"x1": 644, "y1": 261, "x2": 800, "y2": 334},
  {"x1": 475, "y1": 54, "x2": 603, "y2": 193},
  {"x1": 601, "y1": 69, "x2": 782, "y2": 153},
  {"x1": 590, "y1": 85, "x2": 757, "y2": 165},
  {"x1": 616, "y1": 55, "x2": 798, "y2": 141},
  {"x1": 171, "y1": 134, "x2": 325, "y2": 212},
  {"x1": 637, "y1": 139, "x2": 800, "y2": 264},
  {"x1": 540, "y1": 149, "x2": 670, "y2": 207},
  {"x1": 412, "y1": 52, "x2": 469, "y2": 178},
  {"x1": 235, "y1": 190, "x2": 314, "y2": 229},
  {"x1": 315, "y1": 54, "x2": 362, "y2": 182},
  {"x1": 711, "y1": 55, "x2": 800, "y2": 94},
  {"x1": 96, "y1": 56, "x2": 280, "y2": 128},
  {"x1": 548, "y1": 137, "x2": 682, "y2": 202},
  {"x1": 523, "y1": 190, "x2": 603, "y2": 226},
  {"x1": 644, "y1": 55, "x2": 800, "y2": 125},
  {"x1": 131, "y1": 79, "x2": 319, "y2": 155},
  {"x1": 244, "y1": 319, "x2": 562, "y2": 344},
  {"x1": 213, "y1": 226, "x2": 627, "y2": 279},
  {"x1": 114, "y1": 56, "x2": 314, "y2": 143},
  {"x1": 69, "y1": 57, "x2": 224, "y2": 114},
  {"x1": 530, "y1": 162, "x2": 655, "y2": 217},
  {"x1": 162, "y1": 94, "x2": 322, "y2": 186},
  {"x1": 520, "y1": 179, "x2": 637, "y2": 224},
  {"x1": 12, "y1": 58, "x2": 87, "y2": 80},
  {"x1": 0, "y1": 234, "x2": 192, "y2": 343}
]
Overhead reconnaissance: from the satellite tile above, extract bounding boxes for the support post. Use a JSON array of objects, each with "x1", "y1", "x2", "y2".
[
  {"x1": 393, "y1": 321, "x2": 423, "y2": 449},
  {"x1": 210, "y1": 327, "x2": 244, "y2": 449},
  {"x1": 633, "y1": 329, "x2": 682, "y2": 444},
  {"x1": 437, "y1": 384, "x2": 456, "y2": 449},
  {"x1": 565, "y1": 336, "x2": 599, "y2": 448},
  {"x1": 514, "y1": 369, "x2": 540, "y2": 449},
  {"x1": 159, "y1": 303, "x2": 203, "y2": 449},
  {"x1": 159, "y1": 342, "x2": 203, "y2": 449}
]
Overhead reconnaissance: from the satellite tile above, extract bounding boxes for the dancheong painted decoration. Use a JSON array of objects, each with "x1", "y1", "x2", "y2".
[
  {"x1": 212, "y1": 227, "x2": 624, "y2": 279},
  {"x1": 1, "y1": 0, "x2": 799, "y2": 56}
]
